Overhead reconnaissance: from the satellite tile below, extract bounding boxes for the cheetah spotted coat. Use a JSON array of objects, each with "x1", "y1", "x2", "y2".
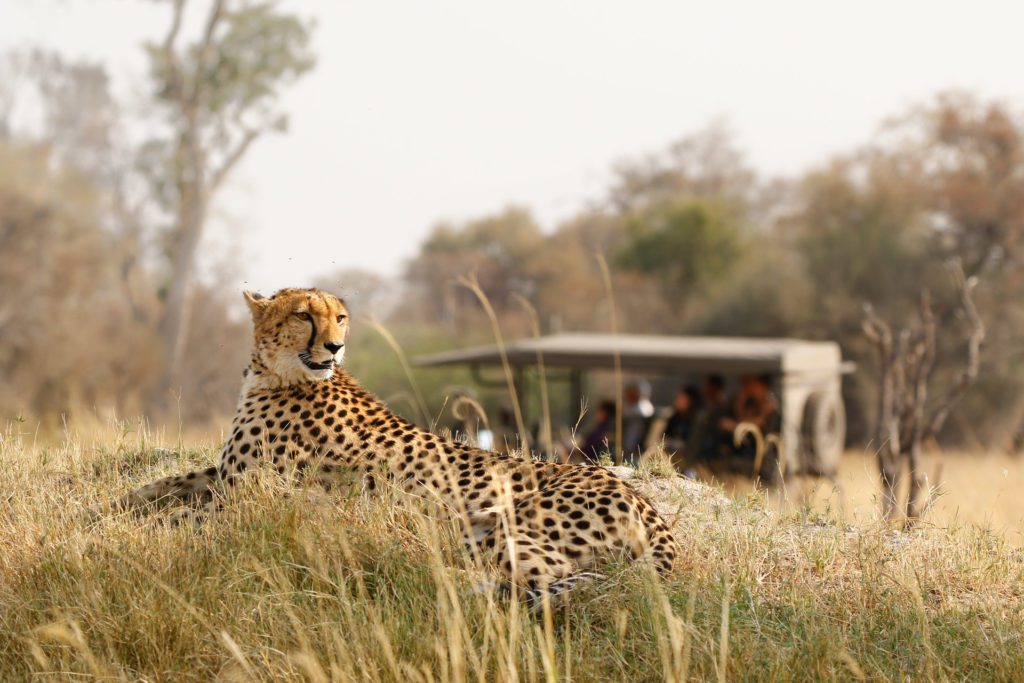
[{"x1": 126, "y1": 288, "x2": 678, "y2": 596}]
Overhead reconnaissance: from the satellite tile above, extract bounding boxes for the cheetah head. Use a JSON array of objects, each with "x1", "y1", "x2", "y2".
[{"x1": 243, "y1": 288, "x2": 350, "y2": 385}]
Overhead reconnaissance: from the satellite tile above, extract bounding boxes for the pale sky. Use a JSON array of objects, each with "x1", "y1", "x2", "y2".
[{"x1": 3, "y1": 0, "x2": 1024, "y2": 296}]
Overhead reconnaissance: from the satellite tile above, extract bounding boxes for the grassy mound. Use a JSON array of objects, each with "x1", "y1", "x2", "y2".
[{"x1": 1, "y1": 429, "x2": 1022, "y2": 681}]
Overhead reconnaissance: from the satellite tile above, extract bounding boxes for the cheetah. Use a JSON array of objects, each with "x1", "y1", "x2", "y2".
[{"x1": 124, "y1": 287, "x2": 678, "y2": 605}]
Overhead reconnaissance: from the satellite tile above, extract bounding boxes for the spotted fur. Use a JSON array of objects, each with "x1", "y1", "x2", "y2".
[{"x1": 124, "y1": 287, "x2": 678, "y2": 601}]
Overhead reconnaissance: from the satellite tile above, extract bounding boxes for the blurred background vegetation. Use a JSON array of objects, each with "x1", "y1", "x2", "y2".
[{"x1": 3, "y1": 2, "x2": 1024, "y2": 456}]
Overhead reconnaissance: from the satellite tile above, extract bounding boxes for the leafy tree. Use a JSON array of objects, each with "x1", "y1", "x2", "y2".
[
  {"x1": 605, "y1": 124, "x2": 761, "y2": 331},
  {"x1": 785, "y1": 96, "x2": 1024, "y2": 446},
  {"x1": 900, "y1": 93, "x2": 1024, "y2": 277},
  {"x1": 0, "y1": 141, "x2": 157, "y2": 420},
  {"x1": 691, "y1": 237, "x2": 813, "y2": 338},
  {"x1": 143, "y1": 0, "x2": 315, "y2": 409},
  {"x1": 1, "y1": 50, "x2": 154, "y2": 318},
  {"x1": 904, "y1": 95, "x2": 1024, "y2": 446},
  {"x1": 617, "y1": 199, "x2": 744, "y2": 312},
  {"x1": 402, "y1": 207, "x2": 545, "y2": 335},
  {"x1": 608, "y1": 121, "x2": 758, "y2": 217},
  {"x1": 528, "y1": 211, "x2": 628, "y2": 332},
  {"x1": 789, "y1": 153, "x2": 932, "y2": 332},
  {"x1": 0, "y1": 42, "x2": 300, "y2": 425},
  {"x1": 782, "y1": 151, "x2": 944, "y2": 442}
]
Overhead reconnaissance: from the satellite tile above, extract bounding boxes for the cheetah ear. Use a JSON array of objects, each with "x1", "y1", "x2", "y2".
[{"x1": 243, "y1": 290, "x2": 268, "y2": 317}]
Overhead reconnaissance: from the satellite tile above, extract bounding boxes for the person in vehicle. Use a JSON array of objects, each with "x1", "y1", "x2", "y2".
[
  {"x1": 721, "y1": 374, "x2": 780, "y2": 441},
  {"x1": 577, "y1": 399, "x2": 616, "y2": 462},
  {"x1": 662, "y1": 384, "x2": 700, "y2": 456},
  {"x1": 721, "y1": 374, "x2": 782, "y2": 479},
  {"x1": 622, "y1": 380, "x2": 655, "y2": 463},
  {"x1": 683, "y1": 375, "x2": 732, "y2": 468}
]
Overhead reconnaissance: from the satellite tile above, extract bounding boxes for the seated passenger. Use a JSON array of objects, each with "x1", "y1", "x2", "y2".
[
  {"x1": 622, "y1": 380, "x2": 655, "y2": 463},
  {"x1": 578, "y1": 399, "x2": 616, "y2": 462},
  {"x1": 684, "y1": 375, "x2": 732, "y2": 466},
  {"x1": 663, "y1": 385, "x2": 700, "y2": 455},
  {"x1": 721, "y1": 374, "x2": 780, "y2": 442},
  {"x1": 721, "y1": 374, "x2": 782, "y2": 479}
]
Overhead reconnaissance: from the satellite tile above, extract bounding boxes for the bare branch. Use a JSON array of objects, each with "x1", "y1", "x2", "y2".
[
  {"x1": 862, "y1": 302, "x2": 900, "y2": 466},
  {"x1": 863, "y1": 262, "x2": 984, "y2": 524},
  {"x1": 861, "y1": 302, "x2": 891, "y2": 347},
  {"x1": 893, "y1": 328, "x2": 909, "y2": 419},
  {"x1": 908, "y1": 291, "x2": 936, "y2": 445},
  {"x1": 190, "y1": 0, "x2": 227, "y2": 102},
  {"x1": 926, "y1": 262, "x2": 985, "y2": 438},
  {"x1": 162, "y1": 0, "x2": 188, "y2": 101},
  {"x1": 208, "y1": 127, "x2": 260, "y2": 195}
]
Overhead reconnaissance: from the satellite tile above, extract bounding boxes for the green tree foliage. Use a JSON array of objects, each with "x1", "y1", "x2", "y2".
[
  {"x1": 691, "y1": 239, "x2": 813, "y2": 338},
  {"x1": 617, "y1": 199, "x2": 744, "y2": 308},
  {"x1": 787, "y1": 153, "x2": 932, "y2": 333},
  {"x1": 402, "y1": 207, "x2": 546, "y2": 334}
]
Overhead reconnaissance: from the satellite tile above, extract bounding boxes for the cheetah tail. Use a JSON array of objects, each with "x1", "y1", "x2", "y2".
[{"x1": 114, "y1": 466, "x2": 220, "y2": 512}]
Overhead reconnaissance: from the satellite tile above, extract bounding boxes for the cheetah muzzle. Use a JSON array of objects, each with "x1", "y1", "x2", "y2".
[{"x1": 298, "y1": 351, "x2": 335, "y2": 371}]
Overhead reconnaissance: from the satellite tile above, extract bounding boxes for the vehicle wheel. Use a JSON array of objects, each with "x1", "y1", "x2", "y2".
[{"x1": 801, "y1": 391, "x2": 845, "y2": 476}]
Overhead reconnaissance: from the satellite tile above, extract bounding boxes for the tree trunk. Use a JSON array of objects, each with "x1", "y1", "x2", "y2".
[
  {"x1": 904, "y1": 441, "x2": 928, "y2": 522},
  {"x1": 878, "y1": 451, "x2": 902, "y2": 521},
  {"x1": 153, "y1": 117, "x2": 206, "y2": 412}
]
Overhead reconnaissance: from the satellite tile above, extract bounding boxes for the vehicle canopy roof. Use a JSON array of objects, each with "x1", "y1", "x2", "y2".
[{"x1": 415, "y1": 333, "x2": 845, "y2": 377}]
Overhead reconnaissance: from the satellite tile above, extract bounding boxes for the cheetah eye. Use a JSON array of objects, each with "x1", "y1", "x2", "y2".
[
  {"x1": 336, "y1": 314, "x2": 347, "y2": 323},
  {"x1": 294, "y1": 311, "x2": 311, "y2": 322}
]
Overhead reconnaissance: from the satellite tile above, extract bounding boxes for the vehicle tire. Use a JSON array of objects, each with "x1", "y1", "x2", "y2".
[{"x1": 800, "y1": 391, "x2": 845, "y2": 476}]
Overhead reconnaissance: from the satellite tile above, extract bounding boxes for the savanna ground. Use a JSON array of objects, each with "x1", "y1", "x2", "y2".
[
  {"x1": 2, "y1": 422, "x2": 1023, "y2": 681},
  {"x1": 725, "y1": 450, "x2": 1024, "y2": 547}
]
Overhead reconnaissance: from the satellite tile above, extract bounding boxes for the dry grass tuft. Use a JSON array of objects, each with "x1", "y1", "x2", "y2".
[{"x1": 2, "y1": 425, "x2": 1024, "y2": 680}]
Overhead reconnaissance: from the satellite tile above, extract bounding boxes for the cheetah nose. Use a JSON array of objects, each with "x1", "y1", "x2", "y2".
[{"x1": 324, "y1": 341, "x2": 344, "y2": 354}]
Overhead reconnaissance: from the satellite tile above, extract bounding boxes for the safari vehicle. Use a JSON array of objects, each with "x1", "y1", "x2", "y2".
[{"x1": 416, "y1": 333, "x2": 851, "y2": 478}]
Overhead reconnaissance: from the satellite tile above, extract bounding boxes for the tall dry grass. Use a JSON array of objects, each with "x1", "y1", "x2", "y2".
[
  {"x1": 2, "y1": 424, "x2": 1024, "y2": 680},
  {"x1": 457, "y1": 272, "x2": 530, "y2": 451},
  {"x1": 4, "y1": 264, "x2": 1023, "y2": 679},
  {"x1": 595, "y1": 253, "x2": 624, "y2": 466}
]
